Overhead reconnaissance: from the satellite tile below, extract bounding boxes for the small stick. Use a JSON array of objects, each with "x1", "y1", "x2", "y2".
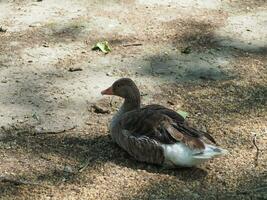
[
  {"x1": 35, "y1": 125, "x2": 77, "y2": 135},
  {"x1": 0, "y1": 175, "x2": 43, "y2": 186},
  {"x1": 122, "y1": 43, "x2": 142, "y2": 47},
  {"x1": 252, "y1": 133, "x2": 260, "y2": 166},
  {"x1": 110, "y1": 97, "x2": 114, "y2": 107},
  {"x1": 68, "y1": 67, "x2": 83, "y2": 72},
  {"x1": 78, "y1": 157, "x2": 94, "y2": 172}
]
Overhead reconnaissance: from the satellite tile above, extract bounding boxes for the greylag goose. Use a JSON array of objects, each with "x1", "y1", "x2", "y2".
[{"x1": 101, "y1": 78, "x2": 227, "y2": 167}]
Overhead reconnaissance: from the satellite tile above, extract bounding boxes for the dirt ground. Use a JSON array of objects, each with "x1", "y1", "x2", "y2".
[{"x1": 0, "y1": 0, "x2": 266, "y2": 199}]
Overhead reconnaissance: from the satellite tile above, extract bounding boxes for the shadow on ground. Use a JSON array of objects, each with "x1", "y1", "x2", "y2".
[
  {"x1": 136, "y1": 19, "x2": 266, "y2": 84},
  {"x1": 0, "y1": 124, "x2": 208, "y2": 199},
  {"x1": 129, "y1": 171, "x2": 267, "y2": 200}
]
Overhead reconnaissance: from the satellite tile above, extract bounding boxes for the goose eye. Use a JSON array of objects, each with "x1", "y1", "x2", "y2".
[{"x1": 117, "y1": 84, "x2": 120, "y2": 88}]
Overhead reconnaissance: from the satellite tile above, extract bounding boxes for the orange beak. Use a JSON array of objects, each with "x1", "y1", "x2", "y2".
[{"x1": 101, "y1": 86, "x2": 113, "y2": 95}]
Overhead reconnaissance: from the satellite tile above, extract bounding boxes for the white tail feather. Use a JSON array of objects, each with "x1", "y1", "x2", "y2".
[
  {"x1": 193, "y1": 144, "x2": 228, "y2": 159},
  {"x1": 162, "y1": 143, "x2": 228, "y2": 167}
]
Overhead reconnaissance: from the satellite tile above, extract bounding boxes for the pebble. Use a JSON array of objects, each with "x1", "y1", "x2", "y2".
[{"x1": 64, "y1": 165, "x2": 74, "y2": 174}]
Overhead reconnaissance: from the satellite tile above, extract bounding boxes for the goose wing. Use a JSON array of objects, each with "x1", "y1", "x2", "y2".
[{"x1": 119, "y1": 105, "x2": 216, "y2": 150}]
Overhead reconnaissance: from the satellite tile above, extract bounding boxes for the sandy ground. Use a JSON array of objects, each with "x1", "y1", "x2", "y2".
[{"x1": 0, "y1": 0, "x2": 266, "y2": 199}]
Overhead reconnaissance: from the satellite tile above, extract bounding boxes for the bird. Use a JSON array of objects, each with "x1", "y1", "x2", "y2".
[{"x1": 101, "y1": 78, "x2": 227, "y2": 168}]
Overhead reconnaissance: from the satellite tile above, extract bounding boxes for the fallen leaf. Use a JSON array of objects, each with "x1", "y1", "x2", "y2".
[
  {"x1": 177, "y1": 110, "x2": 188, "y2": 119},
  {"x1": 32, "y1": 112, "x2": 40, "y2": 121},
  {"x1": 92, "y1": 41, "x2": 111, "y2": 54}
]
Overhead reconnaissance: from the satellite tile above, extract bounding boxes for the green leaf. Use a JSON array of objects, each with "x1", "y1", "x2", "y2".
[
  {"x1": 92, "y1": 41, "x2": 111, "y2": 54},
  {"x1": 32, "y1": 112, "x2": 40, "y2": 121},
  {"x1": 177, "y1": 110, "x2": 188, "y2": 119}
]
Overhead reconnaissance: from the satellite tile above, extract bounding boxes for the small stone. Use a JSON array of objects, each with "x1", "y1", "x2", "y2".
[
  {"x1": 181, "y1": 46, "x2": 191, "y2": 54},
  {"x1": 0, "y1": 27, "x2": 7, "y2": 32},
  {"x1": 106, "y1": 72, "x2": 112, "y2": 76},
  {"x1": 167, "y1": 100, "x2": 175, "y2": 105},
  {"x1": 42, "y1": 44, "x2": 49, "y2": 47},
  {"x1": 64, "y1": 165, "x2": 73, "y2": 173},
  {"x1": 91, "y1": 104, "x2": 110, "y2": 114},
  {"x1": 17, "y1": 119, "x2": 24, "y2": 123}
]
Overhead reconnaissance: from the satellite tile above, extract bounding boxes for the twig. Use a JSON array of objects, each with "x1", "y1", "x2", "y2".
[
  {"x1": 78, "y1": 157, "x2": 94, "y2": 172},
  {"x1": 68, "y1": 67, "x2": 83, "y2": 72},
  {"x1": 150, "y1": 62, "x2": 157, "y2": 76},
  {"x1": 252, "y1": 133, "x2": 260, "y2": 166},
  {"x1": 35, "y1": 125, "x2": 77, "y2": 135},
  {"x1": 110, "y1": 97, "x2": 114, "y2": 107},
  {"x1": 0, "y1": 175, "x2": 43, "y2": 186},
  {"x1": 122, "y1": 43, "x2": 142, "y2": 47}
]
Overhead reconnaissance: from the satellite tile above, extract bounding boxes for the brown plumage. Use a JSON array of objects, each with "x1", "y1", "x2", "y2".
[{"x1": 119, "y1": 106, "x2": 213, "y2": 150}]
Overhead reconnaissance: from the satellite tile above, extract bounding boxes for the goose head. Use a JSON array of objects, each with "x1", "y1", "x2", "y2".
[
  {"x1": 101, "y1": 78, "x2": 140, "y2": 99},
  {"x1": 101, "y1": 78, "x2": 141, "y2": 112}
]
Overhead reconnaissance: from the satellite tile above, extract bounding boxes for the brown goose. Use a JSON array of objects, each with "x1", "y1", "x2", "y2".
[{"x1": 101, "y1": 78, "x2": 227, "y2": 167}]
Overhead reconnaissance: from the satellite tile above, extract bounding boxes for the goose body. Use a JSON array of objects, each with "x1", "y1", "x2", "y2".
[{"x1": 102, "y1": 78, "x2": 227, "y2": 167}]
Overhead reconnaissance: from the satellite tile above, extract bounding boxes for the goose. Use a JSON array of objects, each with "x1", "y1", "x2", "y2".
[{"x1": 101, "y1": 78, "x2": 227, "y2": 167}]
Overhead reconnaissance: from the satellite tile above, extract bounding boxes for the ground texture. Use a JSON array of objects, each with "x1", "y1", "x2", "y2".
[{"x1": 0, "y1": 0, "x2": 266, "y2": 199}]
